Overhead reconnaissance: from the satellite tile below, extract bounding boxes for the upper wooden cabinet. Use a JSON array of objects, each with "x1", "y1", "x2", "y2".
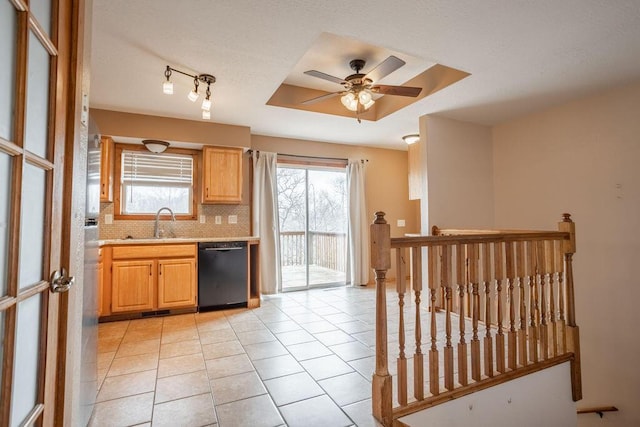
[
  {"x1": 100, "y1": 135, "x2": 115, "y2": 202},
  {"x1": 202, "y1": 146, "x2": 243, "y2": 204}
]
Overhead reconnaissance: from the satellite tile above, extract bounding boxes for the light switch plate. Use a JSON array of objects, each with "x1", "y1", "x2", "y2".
[
  {"x1": 215, "y1": 215, "x2": 222, "y2": 225},
  {"x1": 228, "y1": 215, "x2": 238, "y2": 224},
  {"x1": 200, "y1": 215, "x2": 206, "y2": 224},
  {"x1": 397, "y1": 219, "x2": 406, "y2": 227},
  {"x1": 104, "y1": 214, "x2": 113, "y2": 225}
]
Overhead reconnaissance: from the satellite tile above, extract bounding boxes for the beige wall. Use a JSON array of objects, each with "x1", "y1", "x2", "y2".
[
  {"x1": 419, "y1": 115, "x2": 494, "y2": 232},
  {"x1": 493, "y1": 81, "x2": 640, "y2": 427},
  {"x1": 91, "y1": 108, "x2": 251, "y2": 147}
]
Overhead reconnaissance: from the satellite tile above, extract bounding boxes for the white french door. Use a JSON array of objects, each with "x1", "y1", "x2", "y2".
[
  {"x1": 277, "y1": 165, "x2": 348, "y2": 291},
  {"x1": 1, "y1": 0, "x2": 72, "y2": 425}
]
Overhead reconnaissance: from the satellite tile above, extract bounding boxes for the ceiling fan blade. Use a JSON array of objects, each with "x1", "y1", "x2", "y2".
[
  {"x1": 364, "y1": 55, "x2": 406, "y2": 82},
  {"x1": 301, "y1": 91, "x2": 341, "y2": 105},
  {"x1": 304, "y1": 70, "x2": 346, "y2": 85},
  {"x1": 371, "y1": 85, "x2": 422, "y2": 97}
]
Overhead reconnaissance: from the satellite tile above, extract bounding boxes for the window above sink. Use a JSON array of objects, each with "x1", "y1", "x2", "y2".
[{"x1": 114, "y1": 144, "x2": 199, "y2": 220}]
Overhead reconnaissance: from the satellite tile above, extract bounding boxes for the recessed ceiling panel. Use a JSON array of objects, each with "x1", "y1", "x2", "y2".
[{"x1": 268, "y1": 32, "x2": 470, "y2": 121}]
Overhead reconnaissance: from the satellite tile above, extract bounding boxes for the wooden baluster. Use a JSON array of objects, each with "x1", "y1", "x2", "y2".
[
  {"x1": 412, "y1": 245, "x2": 424, "y2": 401},
  {"x1": 548, "y1": 240, "x2": 558, "y2": 357},
  {"x1": 555, "y1": 239, "x2": 566, "y2": 354},
  {"x1": 505, "y1": 241, "x2": 517, "y2": 370},
  {"x1": 456, "y1": 243, "x2": 468, "y2": 386},
  {"x1": 428, "y1": 246, "x2": 439, "y2": 396},
  {"x1": 538, "y1": 240, "x2": 549, "y2": 360},
  {"x1": 396, "y1": 247, "x2": 408, "y2": 406},
  {"x1": 495, "y1": 241, "x2": 506, "y2": 373},
  {"x1": 527, "y1": 241, "x2": 539, "y2": 363},
  {"x1": 469, "y1": 244, "x2": 481, "y2": 382},
  {"x1": 483, "y1": 242, "x2": 494, "y2": 378},
  {"x1": 559, "y1": 213, "x2": 582, "y2": 401},
  {"x1": 370, "y1": 212, "x2": 392, "y2": 426},
  {"x1": 442, "y1": 245, "x2": 454, "y2": 391},
  {"x1": 516, "y1": 241, "x2": 528, "y2": 367}
]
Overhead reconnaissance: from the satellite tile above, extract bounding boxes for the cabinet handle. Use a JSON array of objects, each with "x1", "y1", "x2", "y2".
[
  {"x1": 206, "y1": 187, "x2": 209, "y2": 197},
  {"x1": 159, "y1": 264, "x2": 162, "y2": 275},
  {"x1": 149, "y1": 265, "x2": 152, "y2": 276}
]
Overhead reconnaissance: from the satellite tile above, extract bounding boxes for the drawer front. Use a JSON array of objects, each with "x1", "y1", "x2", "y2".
[{"x1": 112, "y1": 244, "x2": 197, "y2": 260}]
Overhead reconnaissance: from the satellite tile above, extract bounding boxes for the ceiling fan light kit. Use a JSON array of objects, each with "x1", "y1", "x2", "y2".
[
  {"x1": 303, "y1": 55, "x2": 423, "y2": 121},
  {"x1": 163, "y1": 65, "x2": 216, "y2": 120}
]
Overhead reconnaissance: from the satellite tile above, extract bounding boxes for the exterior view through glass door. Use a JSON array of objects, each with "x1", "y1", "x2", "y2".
[{"x1": 277, "y1": 166, "x2": 347, "y2": 290}]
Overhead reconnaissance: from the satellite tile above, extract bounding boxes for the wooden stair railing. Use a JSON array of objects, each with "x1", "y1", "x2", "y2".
[{"x1": 371, "y1": 213, "x2": 582, "y2": 427}]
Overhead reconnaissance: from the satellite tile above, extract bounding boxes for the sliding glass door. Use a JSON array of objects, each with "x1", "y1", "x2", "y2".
[{"x1": 277, "y1": 165, "x2": 347, "y2": 291}]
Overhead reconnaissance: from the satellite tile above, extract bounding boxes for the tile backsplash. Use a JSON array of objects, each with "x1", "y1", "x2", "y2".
[{"x1": 99, "y1": 203, "x2": 251, "y2": 240}]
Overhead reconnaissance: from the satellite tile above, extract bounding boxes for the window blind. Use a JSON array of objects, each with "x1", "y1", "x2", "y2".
[{"x1": 122, "y1": 150, "x2": 193, "y2": 185}]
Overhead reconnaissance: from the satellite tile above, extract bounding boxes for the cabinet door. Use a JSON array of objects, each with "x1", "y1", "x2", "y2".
[
  {"x1": 202, "y1": 146, "x2": 242, "y2": 203},
  {"x1": 111, "y1": 260, "x2": 155, "y2": 312},
  {"x1": 97, "y1": 260, "x2": 103, "y2": 317},
  {"x1": 100, "y1": 135, "x2": 114, "y2": 202},
  {"x1": 157, "y1": 258, "x2": 197, "y2": 309}
]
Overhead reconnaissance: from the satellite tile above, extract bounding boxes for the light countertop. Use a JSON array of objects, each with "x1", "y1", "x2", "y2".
[{"x1": 99, "y1": 236, "x2": 259, "y2": 246}]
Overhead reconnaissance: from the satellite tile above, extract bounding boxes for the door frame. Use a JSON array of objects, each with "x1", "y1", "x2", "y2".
[{"x1": 55, "y1": 0, "x2": 93, "y2": 425}]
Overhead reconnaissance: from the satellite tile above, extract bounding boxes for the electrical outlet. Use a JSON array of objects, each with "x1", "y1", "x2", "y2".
[
  {"x1": 104, "y1": 214, "x2": 113, "y2": 225},
  {"x1": 215, "y1": 215, "x2": 222, "y2": 225},
  {"x1": 397, "y1": 219, "x2": 406, "y2": 227},
  {"x1": 200, "y1": 215, "x2": 206, "y2": 224},
  {"x1": 228, "y1": 215, "x2": 237, "y2": 224}
]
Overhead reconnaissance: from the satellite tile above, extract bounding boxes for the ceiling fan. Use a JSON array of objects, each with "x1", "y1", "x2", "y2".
[{"x1": 302, "y1": 55, "x2": 422, "y2": 121}]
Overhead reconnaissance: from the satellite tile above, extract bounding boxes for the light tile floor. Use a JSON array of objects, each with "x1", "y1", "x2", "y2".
[{"x1": 91, "y1": 285, "x2": 388, "y2": 427}]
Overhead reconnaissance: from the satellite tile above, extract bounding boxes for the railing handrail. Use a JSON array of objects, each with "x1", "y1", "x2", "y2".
[
  {"x1": 370, "y1": 212, "x2": 581, "y2": 427},
  {"x1": 391, "y1": 231, "x2": 570, "y2": 247}
]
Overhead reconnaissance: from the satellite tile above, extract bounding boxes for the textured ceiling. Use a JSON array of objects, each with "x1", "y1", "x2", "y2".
[{"x1": 90, "y1": 0, "x2": 640, "y2": 150}]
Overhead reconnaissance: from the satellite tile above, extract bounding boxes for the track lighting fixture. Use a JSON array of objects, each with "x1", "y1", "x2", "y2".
[{"x1": 162, "y1": 65, "x2": 216, "y2": 120}]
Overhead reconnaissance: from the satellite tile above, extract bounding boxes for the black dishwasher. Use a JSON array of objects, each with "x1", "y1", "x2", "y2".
[{"x1": 198, "y1": 241, "x2": 248, "y2": 311}]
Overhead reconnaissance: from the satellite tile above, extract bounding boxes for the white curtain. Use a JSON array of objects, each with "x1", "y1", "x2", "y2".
[
  {"x1": 346, "y1": 160, "x2": 370, "y2": 286},
  {"x1": 252, "y1": 151, "x2": 281, "y2": 294}
]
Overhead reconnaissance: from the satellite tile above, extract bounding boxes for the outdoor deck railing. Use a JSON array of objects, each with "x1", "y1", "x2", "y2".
[
  {"x1": 370, "y1": 212, "x2": 582, "y2": 426},
  {"x1": 280, "y1": 231, "x2": 347, "y2": 272}
]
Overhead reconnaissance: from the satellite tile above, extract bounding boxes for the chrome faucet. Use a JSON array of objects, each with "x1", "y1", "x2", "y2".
[{"x1": 154, "y1": 207, "x2": 176, "y2": 238}]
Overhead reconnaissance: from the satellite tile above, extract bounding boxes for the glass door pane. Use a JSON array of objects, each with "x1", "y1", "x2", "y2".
[
  {"x1": 11, "y1": 294, "x2": 43, "y2": 427},
  {"x1": 277, "y1": 166, "x2": 347, "y2": 290},
  {"x1": 0, "y1": 151, "x2": 11, "y2": 296},
  {"x1": 0, "y1": 2, "x2": 17, "y2": 141},
  {"x1": 277, "y1": 167, "x2": 307, "y2": 290},
  {"x1": 308, "y1": 170, "x2": 347, "y2": 286}
]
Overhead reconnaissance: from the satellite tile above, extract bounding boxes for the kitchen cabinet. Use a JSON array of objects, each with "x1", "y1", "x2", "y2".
[
  {"x1": 98, "y1": 248, "x2": 104, "y2": 316},
  {"x1": 100, "y1": 243, "x2": 197, "y2": 318},
  {"x1": 100, "y1": 135, "x2": 114, "y2": 202},
  {"x1": 202, "y1": 146, "x2": 243, "y2": 204},
  {"x1": 158, "y1": 258, "x2": 197, "y2": 308},
  {"x1": 111, "y1": 260, "x2": 155, "y2": 312}
]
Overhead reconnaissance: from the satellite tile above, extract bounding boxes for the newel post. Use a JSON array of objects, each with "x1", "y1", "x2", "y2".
[
  {"x1": 371, "y1": 212, "x2": 393, "y2": 427},
  {"x1": 558, "y1": 213, "x2": 582, "y2": 401}
]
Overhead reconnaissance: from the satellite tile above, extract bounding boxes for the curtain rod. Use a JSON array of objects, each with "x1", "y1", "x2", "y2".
[{"x1": 247, "y1": 149, "x2": 368, "y2": 163}]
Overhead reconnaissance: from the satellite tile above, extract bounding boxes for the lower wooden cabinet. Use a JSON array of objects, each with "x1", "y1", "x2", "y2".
[
  {"x1": 100, "y1": 243, "x2": 197, "y2": 317},
  {"x1": 112, "y1": 260, "x2": 155, "y2": 313},
  {"x1": 158, "y1": 258, "x2": 197, "y2": 309}
]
